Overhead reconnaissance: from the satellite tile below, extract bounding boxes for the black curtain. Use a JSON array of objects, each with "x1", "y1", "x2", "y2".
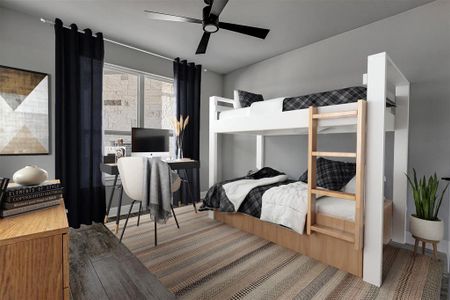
[
  {"x1": 173, "y1": 58, "x2": 202, "y2": 205},
  {"x1": 54, "y1": 19, "x2": 105, "y2": 228}
]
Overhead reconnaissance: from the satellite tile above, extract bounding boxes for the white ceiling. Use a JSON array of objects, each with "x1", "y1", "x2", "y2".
[{"x1": 1, "y1": 0, "x2": 434, "y2": 74}]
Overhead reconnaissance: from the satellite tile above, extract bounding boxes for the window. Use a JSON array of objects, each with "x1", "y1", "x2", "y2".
[
  {"x1": 102, "y1": 64, "x2": 175, "y2": 154},
  {"x1": 103, "y1": 67, "x2": 138, "y2": 147},
  {"x1": 143, "y1": 76, "x2": 175, "y2": 130}
]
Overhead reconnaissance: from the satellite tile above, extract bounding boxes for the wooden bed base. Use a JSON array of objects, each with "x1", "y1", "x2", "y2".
[
  {"x1": 214, "y1": 199, "x2": 393, "y2": 278},
  {"x1": 214, "y1": 211, "x2": 363, "y2": 276}
]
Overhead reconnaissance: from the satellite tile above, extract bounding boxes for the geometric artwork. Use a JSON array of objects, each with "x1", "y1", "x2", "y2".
[{"x1": 0, "y1": 66, "x2": 49, "y2": 155}]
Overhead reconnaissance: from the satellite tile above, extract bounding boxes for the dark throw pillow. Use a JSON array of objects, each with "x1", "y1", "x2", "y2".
[
  {"x1": 246, "y1": 167, "x2": 284, "y2": 179},
  {"x1": 299, "y1": 158, "x2": 356, "y2": 191},
  {"x1": 238, "y1": 90, "x2": 264, "y2": 108}
]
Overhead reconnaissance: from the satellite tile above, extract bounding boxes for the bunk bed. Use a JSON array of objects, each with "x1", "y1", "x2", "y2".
[{"x1": 207, "y1": 52, "x2": 410, "y2": 287}]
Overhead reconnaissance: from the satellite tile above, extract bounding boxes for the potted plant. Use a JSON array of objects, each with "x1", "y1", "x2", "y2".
[{"x1": 407, "y1": 169, "x2": 448, "y2": 241}]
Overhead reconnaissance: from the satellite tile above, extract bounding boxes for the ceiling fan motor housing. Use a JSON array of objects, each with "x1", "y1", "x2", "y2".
[{"x1": 202, "y1": 6, "x2": 219, "y2": 33}]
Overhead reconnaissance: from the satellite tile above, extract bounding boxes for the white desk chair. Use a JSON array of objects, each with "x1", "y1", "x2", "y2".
[{"x1": 117, "y1": 157, "x2": 181, "y2": 244}]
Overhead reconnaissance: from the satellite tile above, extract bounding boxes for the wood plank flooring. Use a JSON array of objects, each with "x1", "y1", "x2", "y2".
[{"x1": 69, "y1": 223, "x2": 174, "y2": 300}]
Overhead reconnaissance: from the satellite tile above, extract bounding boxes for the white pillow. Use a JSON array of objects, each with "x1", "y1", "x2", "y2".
[{"x1": 343, "y1": 176, "x2": 356, "y2": 194}]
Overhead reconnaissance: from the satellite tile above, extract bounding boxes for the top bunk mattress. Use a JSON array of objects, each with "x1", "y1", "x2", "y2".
[{"x1": 218, "y1": 87, "x2": 366, "y2": 120}]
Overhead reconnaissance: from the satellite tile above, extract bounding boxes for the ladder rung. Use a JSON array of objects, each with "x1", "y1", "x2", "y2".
[
  {"x1": 312, "y1": 151, "x2": 356, "y2": 158},
  {"x1": 311, "y1": 189, "x2": 356, "y2": 200},
  {"x1": 310, "y1": 224, "x2": 355, "y2": 243},
  {"x1": 312, "y1": 110, "x2": 357, "y2": 119}
]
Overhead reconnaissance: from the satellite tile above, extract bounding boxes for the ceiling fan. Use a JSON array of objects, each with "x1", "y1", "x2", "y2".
[{"x1": 144, "y1": 0, "x2": 270, "y2": 54}]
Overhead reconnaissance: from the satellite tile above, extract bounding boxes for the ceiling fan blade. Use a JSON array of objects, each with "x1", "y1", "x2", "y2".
[
  {"x1": 210, "y1": 0, "x2": 229, "y2": 17},
  {"x1": 196, "y1": 32, "x2": 211, "y2": 54},
  {"x1": 144, "y1": 10, "x2": 202, "y2": 24},
  {"x1": 219, "y1": 22, "x2": 270, "y2": 39}
]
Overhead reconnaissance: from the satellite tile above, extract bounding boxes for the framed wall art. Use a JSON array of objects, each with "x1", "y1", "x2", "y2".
[{"x1": 0, "y1": 66, "x2": 49, "y2": 155}]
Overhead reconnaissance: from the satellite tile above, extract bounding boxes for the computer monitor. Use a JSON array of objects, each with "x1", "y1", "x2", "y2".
[{"x1": 131, "y1": 128, "x2": 170, "y2": 158}]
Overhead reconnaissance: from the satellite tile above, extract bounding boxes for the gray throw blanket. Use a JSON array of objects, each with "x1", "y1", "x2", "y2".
[{"x1": 145, "y1": 157, "x2": 179, "y2": 224}]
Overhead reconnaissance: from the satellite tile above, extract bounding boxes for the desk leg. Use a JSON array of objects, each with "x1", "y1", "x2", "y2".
[
  {"x1": 182, "y1": 169, "x2": 197, "y2": 213},
  {"x1": 105, "y1": 174, "x2": 118, "y2": 223},
  {"x1": 115, "y1": 186, "x2": 124, "y2": 234}
]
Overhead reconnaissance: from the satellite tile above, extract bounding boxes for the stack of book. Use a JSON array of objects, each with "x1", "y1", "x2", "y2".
[{"x1": 0, "y1": 179, "x2": 63, "y2": 217}]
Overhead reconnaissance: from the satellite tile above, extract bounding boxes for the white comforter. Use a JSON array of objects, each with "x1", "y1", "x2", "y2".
[
  {"x1": 260, "y1": 181, "x2": 309, "y2": 234},
  {"x1": 222, "y1": 175, "x2": 288, "y2": 211}
]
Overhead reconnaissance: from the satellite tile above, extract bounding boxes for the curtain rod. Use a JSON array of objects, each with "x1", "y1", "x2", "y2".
[{"x1": 40, "y1": 18, "x2": 173, "y2": 62}]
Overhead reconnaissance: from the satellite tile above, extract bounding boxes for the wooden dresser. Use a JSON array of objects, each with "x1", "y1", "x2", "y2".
[{"x1": 0, "y1": 201, "x2": 69, "y2": 299}]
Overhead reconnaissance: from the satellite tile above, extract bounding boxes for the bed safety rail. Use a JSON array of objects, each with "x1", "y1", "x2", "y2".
[{"x1": 307, "y1": 100, "x2": 367, "y2": 250}]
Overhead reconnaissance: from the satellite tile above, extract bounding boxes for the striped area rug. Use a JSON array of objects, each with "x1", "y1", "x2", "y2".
[{"x1": 107, "y1": 206, "x2": 444, "y2": 299}]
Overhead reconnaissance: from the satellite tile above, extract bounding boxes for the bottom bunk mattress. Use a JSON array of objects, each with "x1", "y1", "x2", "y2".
[{"x1": 202, "y1": 168, "x2": 357, "y2": 234}]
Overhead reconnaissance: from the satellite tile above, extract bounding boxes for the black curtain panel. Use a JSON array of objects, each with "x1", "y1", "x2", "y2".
[
  {"x1": 54, "y1": 18, "x2": 105, "y2": 228},
  {"x1": 173, "y1": 58, "x2": 202, "y2": 205}
]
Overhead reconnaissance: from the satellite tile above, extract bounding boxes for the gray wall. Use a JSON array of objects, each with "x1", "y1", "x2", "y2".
[
  {"x1": 223, "y1": 0, "x2": 450, "y2": 239},
  {"x1": 0, "y1": 7, "x2": 223, "y2": 211},
  {"x1": 0, "y1": 7, "x2": 56, "y2": 179}
]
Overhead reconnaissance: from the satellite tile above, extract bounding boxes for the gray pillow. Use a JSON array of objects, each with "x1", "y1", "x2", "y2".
[{"x1": 237, "y1": 90, "x2": 264, "y2": 108}]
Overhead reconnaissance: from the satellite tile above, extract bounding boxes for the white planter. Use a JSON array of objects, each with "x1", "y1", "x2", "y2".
[
  {"x1": 13, "y1": 166, "x2": 48, "y2": 186},
  {"x1": 410, "y1": 215, "x2": 444, "y2": 241}
]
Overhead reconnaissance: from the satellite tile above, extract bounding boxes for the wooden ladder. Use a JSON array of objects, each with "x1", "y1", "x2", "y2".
[{"x1": 306, "y1": 100, "x2": 367, "y2": 250}]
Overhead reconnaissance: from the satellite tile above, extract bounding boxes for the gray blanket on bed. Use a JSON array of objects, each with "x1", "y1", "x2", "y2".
[{"x1": 145, "y1": 158, "x2": 179, "y2": 224}]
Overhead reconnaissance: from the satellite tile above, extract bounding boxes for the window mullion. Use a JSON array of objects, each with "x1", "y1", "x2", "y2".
[{"x1": 138, "y1": 74, "x2": 145, "y2": 128}]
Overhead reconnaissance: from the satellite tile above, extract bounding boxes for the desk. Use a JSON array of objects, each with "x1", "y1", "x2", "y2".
[{"x1": 100, "y1": 159, "x2": 200, "y2": 233}]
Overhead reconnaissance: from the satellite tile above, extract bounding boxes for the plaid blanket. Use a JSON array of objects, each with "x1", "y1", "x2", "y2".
[
  {"x1": 237, "y1": 180, "x2": 295, "y2": 217},
  {"x1": 202, "y1": 167, "x2": 293, "y2": 218},
  {"x1": 282, "y1": 86, "x2": 367, "y2": 111}
]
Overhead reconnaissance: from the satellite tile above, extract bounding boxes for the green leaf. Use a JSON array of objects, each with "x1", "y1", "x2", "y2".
[{"x1": 406, "y1": 170, "x2": 448, "y2": 220}]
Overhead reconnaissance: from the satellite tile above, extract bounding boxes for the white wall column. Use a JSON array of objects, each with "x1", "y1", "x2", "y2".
[
  {"x1": 364, "y1": 52, "x2": 387, "y2": 287},
  {"x1": 209, "y1": 97, "x2": 219, "y2": 187}
]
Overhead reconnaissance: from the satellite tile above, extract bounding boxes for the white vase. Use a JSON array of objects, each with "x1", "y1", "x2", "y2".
[
  {"x1": 13, "y1": 166, "x2": 48, "y2": 186},
  {"x1": 410, "y1": 215, "x2": 444, "y2": 241}
]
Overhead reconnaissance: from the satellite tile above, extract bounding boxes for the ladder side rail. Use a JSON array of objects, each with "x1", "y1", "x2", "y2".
[
  {"x1": 307, "y1": 106, "x2": 318, "y2": 235},
  {"x1": 355, "y1": 100, "x2": 367, "y2": 250}
]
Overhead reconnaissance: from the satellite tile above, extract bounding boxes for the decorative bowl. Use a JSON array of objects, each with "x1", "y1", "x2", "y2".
[{"x1": 13, "y1": 165, "x2": 48, "y2": 186}]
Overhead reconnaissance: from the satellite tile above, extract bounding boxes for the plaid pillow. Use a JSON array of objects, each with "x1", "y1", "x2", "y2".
[
  {"x1": 237, "y1": 90, "x2": 264, "y2": 108},
  {"x1": 299, "y1": 158, "x2": 356, "y2": 191}
]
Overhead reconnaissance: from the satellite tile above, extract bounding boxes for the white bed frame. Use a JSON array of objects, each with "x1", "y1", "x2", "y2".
[{"x1": 208, "y1": 52, "x2": 410, "y2": 286}]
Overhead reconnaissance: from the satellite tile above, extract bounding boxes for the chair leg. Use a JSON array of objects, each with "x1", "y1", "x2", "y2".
[
  {"x1": 137, "y1": 201, "x2": 142, "y2": 226},
  {"x1": 171, "y1": 205, "x2": 180, "y2": 229},
  {"x1": 119, "y1": 200, "x2": 136, "y2": 242},
  {"x1": 154, "y1": 220, "x2": 157, "y2": 246}
]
